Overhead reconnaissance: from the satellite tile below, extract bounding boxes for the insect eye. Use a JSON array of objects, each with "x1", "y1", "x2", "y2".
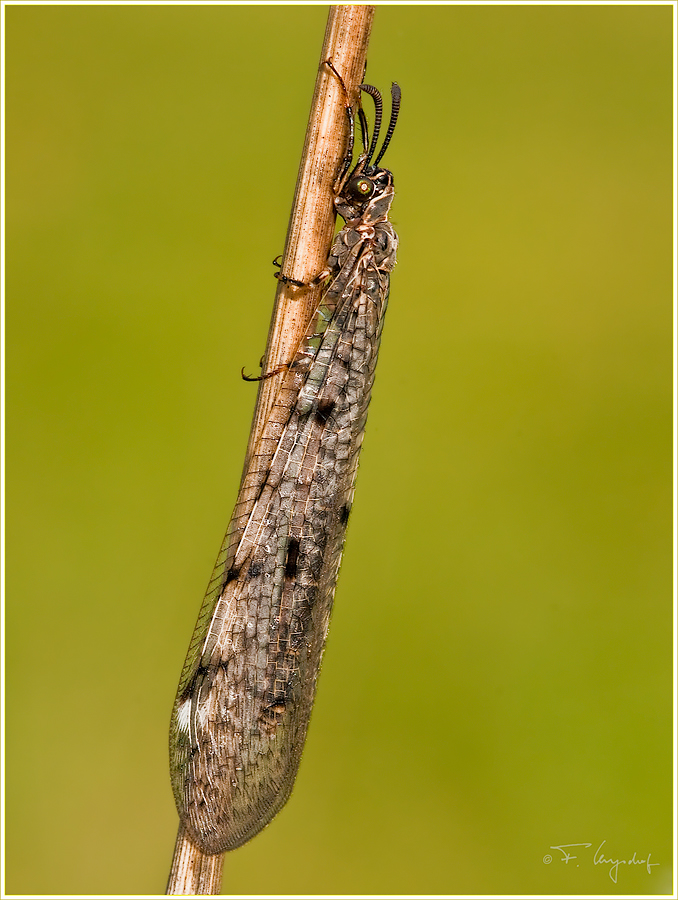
[{"x1": 347, "y1": 176, "x2": 374, "y2": 200}]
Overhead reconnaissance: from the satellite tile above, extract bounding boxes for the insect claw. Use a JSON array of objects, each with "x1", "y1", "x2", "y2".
[
  {"x1": 274, "y1": 270, "x2": 307, "y2": 288},
  {"x1": 273, "y1": 255, "x2": 308, "y2": 287},
  {"x1": 324, "y1": 58, "x2": 349, "y2": 102},
  {"x1": 242, "y1": 362, "x2": 290, "y2": 383}
]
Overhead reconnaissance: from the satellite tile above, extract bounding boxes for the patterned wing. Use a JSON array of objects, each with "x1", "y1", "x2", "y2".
[{"x1": 170, "y1": 219, "x2": 395, "y2": 853}]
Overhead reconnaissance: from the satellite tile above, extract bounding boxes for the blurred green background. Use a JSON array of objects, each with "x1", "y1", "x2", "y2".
[{"x1": 5, "y1": 5, "x2": 673, "y2": 896}]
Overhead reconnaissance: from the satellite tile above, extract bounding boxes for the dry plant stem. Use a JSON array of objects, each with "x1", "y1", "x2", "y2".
[
  {"x1": 242, "y1": 3, "x2": 376, "y2": 475},
  {"x1": 166, "y1": 5, "x2": 375, "y2": 895},
  {"x1": 166, "y1": 824, "x2": 223, "y2": 895}
]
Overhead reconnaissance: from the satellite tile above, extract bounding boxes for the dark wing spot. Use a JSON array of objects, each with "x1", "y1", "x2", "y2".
[
  {"x1": 247, "y1": 561, "x2": 262, "y2": 579},
  {"x1": 224, "y1": 566, "x2": 240, "y2": 587},
  {"x1": 339, "y1": 503, "x2": 352, "y2": 526},
  {"x1": 180, "y1": 663, "x2": 210, "y2": 703},
  {"x1": 315, "y1": 397, "x2": 336, "y2": 424},
  {"x1": 285, "y1": 537, "x2": 300, "y2": 580}
]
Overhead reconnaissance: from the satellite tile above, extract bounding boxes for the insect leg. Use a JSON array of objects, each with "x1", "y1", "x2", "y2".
[
  {"x1": 241, "y1": 364, "x2": 290, "y2": 383},
  {"x1": 324, "y1": 59, "x2": 362, "y2": 193},
  {"x1": 272, "y1": 256, "x2": 308, "y2": 288}
]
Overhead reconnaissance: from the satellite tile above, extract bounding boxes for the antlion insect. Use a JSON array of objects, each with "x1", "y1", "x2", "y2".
[{"x1": 169, "y1": 62, "x2": 401, "y2": 854}]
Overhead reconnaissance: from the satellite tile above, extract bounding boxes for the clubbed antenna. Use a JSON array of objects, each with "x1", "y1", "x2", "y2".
[
  {"x1": 373, "y1": 82, "x2": 401, "y2": 167},
  {"x1": 359, "y1": 83, "x2": 383, "y2": 166}
]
